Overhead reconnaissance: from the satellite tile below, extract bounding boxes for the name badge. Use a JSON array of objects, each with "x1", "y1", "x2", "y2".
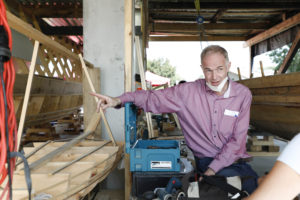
[{"x1": 224, "y1": 109, "x2": 239, "y2": 117}]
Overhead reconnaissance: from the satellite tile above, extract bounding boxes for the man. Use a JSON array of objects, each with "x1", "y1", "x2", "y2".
[{"x1": 91, "y1": 45, "x2": 258, "y2": 193}]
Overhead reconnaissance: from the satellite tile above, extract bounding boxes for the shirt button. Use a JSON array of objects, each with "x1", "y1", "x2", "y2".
[
  {"x1": 214, "y1": 110, "x2": 217, "y2": 113},
  {"x1": 213, "y1": 124, "x2": 216, "y2": 126}
]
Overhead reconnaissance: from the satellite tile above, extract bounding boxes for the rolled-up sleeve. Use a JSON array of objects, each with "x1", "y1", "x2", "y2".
[{"x1": 118, "y1": 86, "x2": 183, "y2": 114}]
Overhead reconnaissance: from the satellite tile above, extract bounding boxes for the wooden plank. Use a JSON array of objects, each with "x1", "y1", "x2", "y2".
[
  {"x1": 28, "y1": 111, "x2": 101, "y2": 170},
  {"x1": 79, "y1": 54, "x2": 116, "y2": 146},
  {"x1": 51, "y1": 141, "x2": 111, "y2": 175},
  {"x1": 277, "y1": 31, "x2": 300, "y2": 74},
  {"x1": 17, "y1": 40, "x2": 40, "y2": 151},
  {"x1": 247, "y1": 151, "x2": 280, "y2": 157},
  {"x1": 253, "y1": 95, "x2": 300, "y2": 104},
  {"x1": 244, "y1": 12, "x2": 300, "y2": 47},
  {"x1": 124, "y1": 0, "x2": 133, "y2": 93},
  {"x1": 83, "y1": 67, "x2": 101, "y2": 139},
  {"x1": 238, "y1": 71, "x2": 300, "y2": 89}
]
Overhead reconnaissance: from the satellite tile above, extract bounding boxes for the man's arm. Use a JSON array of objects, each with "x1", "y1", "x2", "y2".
[
  {"x1": 208, "y1": 92, "x2": 252, "y2": 173},
  {"x1": 91, "y1": 85, "x2": 184, "y2": 114}
]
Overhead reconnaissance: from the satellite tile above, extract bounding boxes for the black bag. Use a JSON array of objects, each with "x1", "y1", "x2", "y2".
[{"x1": 180, "y1": 172, "x2": 248, "y2": 200}]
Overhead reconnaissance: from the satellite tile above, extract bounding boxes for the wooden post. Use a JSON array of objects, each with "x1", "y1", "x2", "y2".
[
  {"x1": 124, "y1": 0, "x2": 133, "y2": 199},
  {"x1": 17, "y1": 40, "x2": 40, "y2": 151},
  {"x1": 79, "y1": 54, "x2": 116, "y2": 146},
  {"x1": 237, "y1": 67, "x2": 242, "y2": 80},
  {"x1": 135, "y1": 36, "x2": 154, "y2": 138},
  {"x1": 259, "y1": 61, "x2": 265, "y2": 77}
]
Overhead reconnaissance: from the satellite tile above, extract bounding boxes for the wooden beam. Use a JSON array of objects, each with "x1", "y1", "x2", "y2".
[
  {"x1": 124, "y1": 1, "x2": 133, "y2": 200},
  {"x1": 17, "y1": 41, "x2": 39, "y2": 151},
  {"x1": 244, "y1": 12, "x2": 300, "y2": 47},
  {"x1": 148, "y1": 2, "x2": 300, "y2": 9},
  {"x1": 277, "y1": 31, "x2": 300, "y2": 74},
  {"x1": 150, "y1": 22, "x2": 268, "y2": 32},
  {"x1": 150, "y1": 35, "x2": 246, "y2": 41},
  {"x1": 210, "y1": 8, "x2": 227, "y2": 23},
  {"x1": 6, "y1": 10, "x2": 90, "y2": 65},
  {"x1": 238, "y1": 71, "x2": 300, "y2": 89}
]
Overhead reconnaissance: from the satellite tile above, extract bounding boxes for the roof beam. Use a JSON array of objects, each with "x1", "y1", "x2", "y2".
[
  {"x1": 149, "y1": 2, "x2": 300, "y2": 10},
  {"x1": 6, "y1": 10, "x2": 89, "y2": 65},
  {"x1": 210, "y1": 9, "x2": 227, "y2": 23},
  {"x1": 39, "y1": 21, "x2": 83, "y2": 35},
  {"x1": 244, "y1": 12, "x2": 300, "y2": 47},
  {"x1": 23, "y1": 7, "x2": 82, "y2": 18},
  {"x1": 149, "y1": 35, "x2": 246, "y2": 41},
  {"x1": 149, "y1": 22, "x2": 268, "y2": 33}
]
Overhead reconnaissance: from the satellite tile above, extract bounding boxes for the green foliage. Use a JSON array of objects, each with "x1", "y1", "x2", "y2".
[
  {"x1": 268, "y1": 44, "x2": 300, "y2": 73},
  {"x1": 147, "y1": 58, "x2": 180, "y2": 85}
]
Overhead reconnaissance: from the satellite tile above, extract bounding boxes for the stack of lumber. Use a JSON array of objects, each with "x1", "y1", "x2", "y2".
[{"x1": 247, "y1": 136, "x2": 280, "y2": 157}]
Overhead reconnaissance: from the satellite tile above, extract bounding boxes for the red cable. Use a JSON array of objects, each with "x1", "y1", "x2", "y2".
[{"x1": 0, "y1": 1, "x2": 18, "y2": 199}]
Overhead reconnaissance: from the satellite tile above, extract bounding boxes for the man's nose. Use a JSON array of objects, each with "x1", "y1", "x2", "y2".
[{"x1": 212, "y1": 71, "x2": 217, "y2": 79}]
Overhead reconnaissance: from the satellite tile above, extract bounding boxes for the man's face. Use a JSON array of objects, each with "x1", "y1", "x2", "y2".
[{"x1": 201, "y1": 52, "x2": 231, "y2": 86}]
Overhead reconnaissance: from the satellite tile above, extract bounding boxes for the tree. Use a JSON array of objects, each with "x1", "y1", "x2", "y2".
[
  {"x1": 268, "y1": 44, "x2": 300, "y2": 73},
  {"x1": 147, "y1": 58, "x2": 180, "y2": 85}
]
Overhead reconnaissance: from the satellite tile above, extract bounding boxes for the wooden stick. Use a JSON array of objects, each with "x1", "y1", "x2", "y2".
[
  {"x1": 259, "y1": 61, "x2": 265, "y2": 77},
  {"x1": 135, "y1": 36, "x2": 154, "y2": 138},
  {"x1": 16, "y1": 140, "x2": 51, "y2": 167},
  {"x1": 28, "y1": 111, "x2": 101, "y2": 171},
  {"x1": 51, "y1": 140, "x2": 111, "y2": 175},
  {"x1": 78, "y1": 54, "x2": 116, "y2": 146},
  {"x1": 17, "y1": 40, "x2": 40, "y2": 151}
]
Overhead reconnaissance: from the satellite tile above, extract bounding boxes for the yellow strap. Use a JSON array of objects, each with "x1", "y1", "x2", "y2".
[{"x1": 194, "y1": 0, "x2": 200, "y2": 11}]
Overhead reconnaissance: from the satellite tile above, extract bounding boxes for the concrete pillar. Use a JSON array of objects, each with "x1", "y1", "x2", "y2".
[{"x1": 83, "y1": 0, "x2": 125, "y2": 142}]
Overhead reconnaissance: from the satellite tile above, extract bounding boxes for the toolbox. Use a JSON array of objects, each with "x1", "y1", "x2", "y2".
[{"x1": 125, "y1": 103, "x2": 180, "y2": 172}]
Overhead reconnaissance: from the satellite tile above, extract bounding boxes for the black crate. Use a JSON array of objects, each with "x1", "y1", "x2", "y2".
[{"x1": 132, "y1": 171, "x2": 184, "y2": 198}]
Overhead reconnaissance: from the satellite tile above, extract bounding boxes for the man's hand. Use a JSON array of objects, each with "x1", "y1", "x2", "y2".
[
  {"x1": 199, "y1": 168, "x2": 216, "y2": 181},
  {"x1": 204, "y1": 168, "x2": 216, "y2": 176},
  {"x1": 90, "y1": 93, "x2": 121, "y2": 112}
]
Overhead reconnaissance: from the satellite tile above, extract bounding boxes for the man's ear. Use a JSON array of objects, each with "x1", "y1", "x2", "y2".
[{"x1": 227, "y1": 62, "x2": 231, "y2": 70}]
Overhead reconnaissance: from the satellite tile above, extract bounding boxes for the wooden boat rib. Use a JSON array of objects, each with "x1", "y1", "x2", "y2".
[
  {"x1": 239, "y1": 72, "x2": 300, "y2": 140},
  {"x1": 2, "y1": 140, "x2": 123, "y2": 200}
]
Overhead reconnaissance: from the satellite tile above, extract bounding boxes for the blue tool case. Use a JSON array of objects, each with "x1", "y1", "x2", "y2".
[{"x1": 125, "y1": 103, "x2": 180, "y2": 172}]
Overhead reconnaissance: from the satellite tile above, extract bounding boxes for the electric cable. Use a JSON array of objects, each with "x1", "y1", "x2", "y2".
[{"x1": 0, "y1": 1, "x2": 19, "y2": 199}]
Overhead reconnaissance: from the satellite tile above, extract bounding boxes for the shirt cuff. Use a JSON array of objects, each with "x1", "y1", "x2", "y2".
[{"x1": 208, "y1": 159, "x2": 223, "y2": 173}]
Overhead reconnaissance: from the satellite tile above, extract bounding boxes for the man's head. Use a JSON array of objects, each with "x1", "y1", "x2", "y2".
[{"x1": 201, "y1": 45, "x2": 231, "y2": 92}]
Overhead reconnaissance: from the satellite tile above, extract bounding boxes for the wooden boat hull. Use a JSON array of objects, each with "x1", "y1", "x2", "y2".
[
  {"x1": 14, "y1": 73, "x2": 83, "y2": 126},
  {"x1": 239, "y1": 72, "x2": 300, "y2": 140},
  {"x1": 2, "y1": 141, "x2": 123, "y2": 200}
]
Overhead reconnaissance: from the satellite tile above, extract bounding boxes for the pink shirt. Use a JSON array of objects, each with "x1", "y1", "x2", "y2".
[{"x1": 119, "y1": 79, "x2": 251, "y2": 172}]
